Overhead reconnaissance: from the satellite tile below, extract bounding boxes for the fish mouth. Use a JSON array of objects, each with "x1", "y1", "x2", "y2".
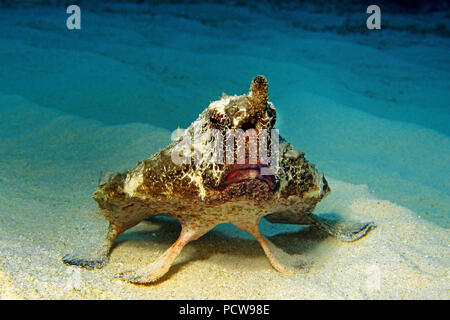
[{"x1": 216, "y1": 162, "x2": 276, "y2": 191}]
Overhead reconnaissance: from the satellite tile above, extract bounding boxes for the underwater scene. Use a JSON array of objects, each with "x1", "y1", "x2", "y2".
[{"x1": 0, "y1": 0, "x2": 448, "y2": 299}]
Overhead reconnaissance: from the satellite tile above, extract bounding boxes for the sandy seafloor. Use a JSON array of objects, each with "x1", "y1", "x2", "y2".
[{"x1": 0, "y1": 2, "x2": 448, "y2": 299}]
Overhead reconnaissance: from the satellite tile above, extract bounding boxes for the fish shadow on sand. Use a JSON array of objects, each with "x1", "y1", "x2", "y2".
[{"x1": 111, "y1": 215, "x2": 338, "y2": 284}]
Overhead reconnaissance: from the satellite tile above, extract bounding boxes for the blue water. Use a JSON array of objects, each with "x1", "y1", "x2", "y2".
[{"x1": 0, "y1": 1, "x2": 449, "y2": 230}]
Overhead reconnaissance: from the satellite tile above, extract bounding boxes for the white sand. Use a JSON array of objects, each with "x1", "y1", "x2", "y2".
[
  {"x1": 0, "y1": 3, "x2": 448, "y2": 299},
  {"x1": 0, "y1": 96, "x2": 448, "y2": 299}
]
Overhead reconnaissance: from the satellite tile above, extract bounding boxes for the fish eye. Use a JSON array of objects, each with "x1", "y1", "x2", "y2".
[
  {"x1": 210, "y1": 116, "x2": 219, "y2": 124},
  {"x1": 209, "y1": 111, "x2": 221, "y2": 125}
]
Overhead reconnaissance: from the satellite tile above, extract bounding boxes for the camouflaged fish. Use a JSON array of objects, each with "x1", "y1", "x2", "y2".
[{"x1": 63, "y1": 76, "x2": 375, "y2": 284}]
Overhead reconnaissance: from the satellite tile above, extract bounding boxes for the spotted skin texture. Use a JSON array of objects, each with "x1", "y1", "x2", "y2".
[{"x1": 63, "y1": 76, "x2": 375, "y2": 284}]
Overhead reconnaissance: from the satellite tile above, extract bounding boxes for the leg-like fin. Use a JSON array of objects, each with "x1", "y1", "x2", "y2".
[
  {"x1": 233, "y1": 219, "x2": 308, "y2": 274},
  {"x1": 118, "y1": 219, "x2": 215, "y2": 284},
  {"x1": 311, "y1": 215, "x2": 376, "y2": 242},
  {"x1": 62, "y1": 222, "x2": 124, "y2": 269},
  {"x1": 264, "y1": 211, "x2": 375, "y2": 242}
]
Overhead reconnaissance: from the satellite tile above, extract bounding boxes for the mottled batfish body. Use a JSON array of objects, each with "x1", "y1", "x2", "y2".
[{"x1": 63, "y1": 76, "x2": 374, "y2": 284}]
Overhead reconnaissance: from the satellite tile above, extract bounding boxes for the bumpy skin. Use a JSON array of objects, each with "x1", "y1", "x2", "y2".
[{"x1": 63, "y1": 76, "x2": 375, "y2": 284}]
